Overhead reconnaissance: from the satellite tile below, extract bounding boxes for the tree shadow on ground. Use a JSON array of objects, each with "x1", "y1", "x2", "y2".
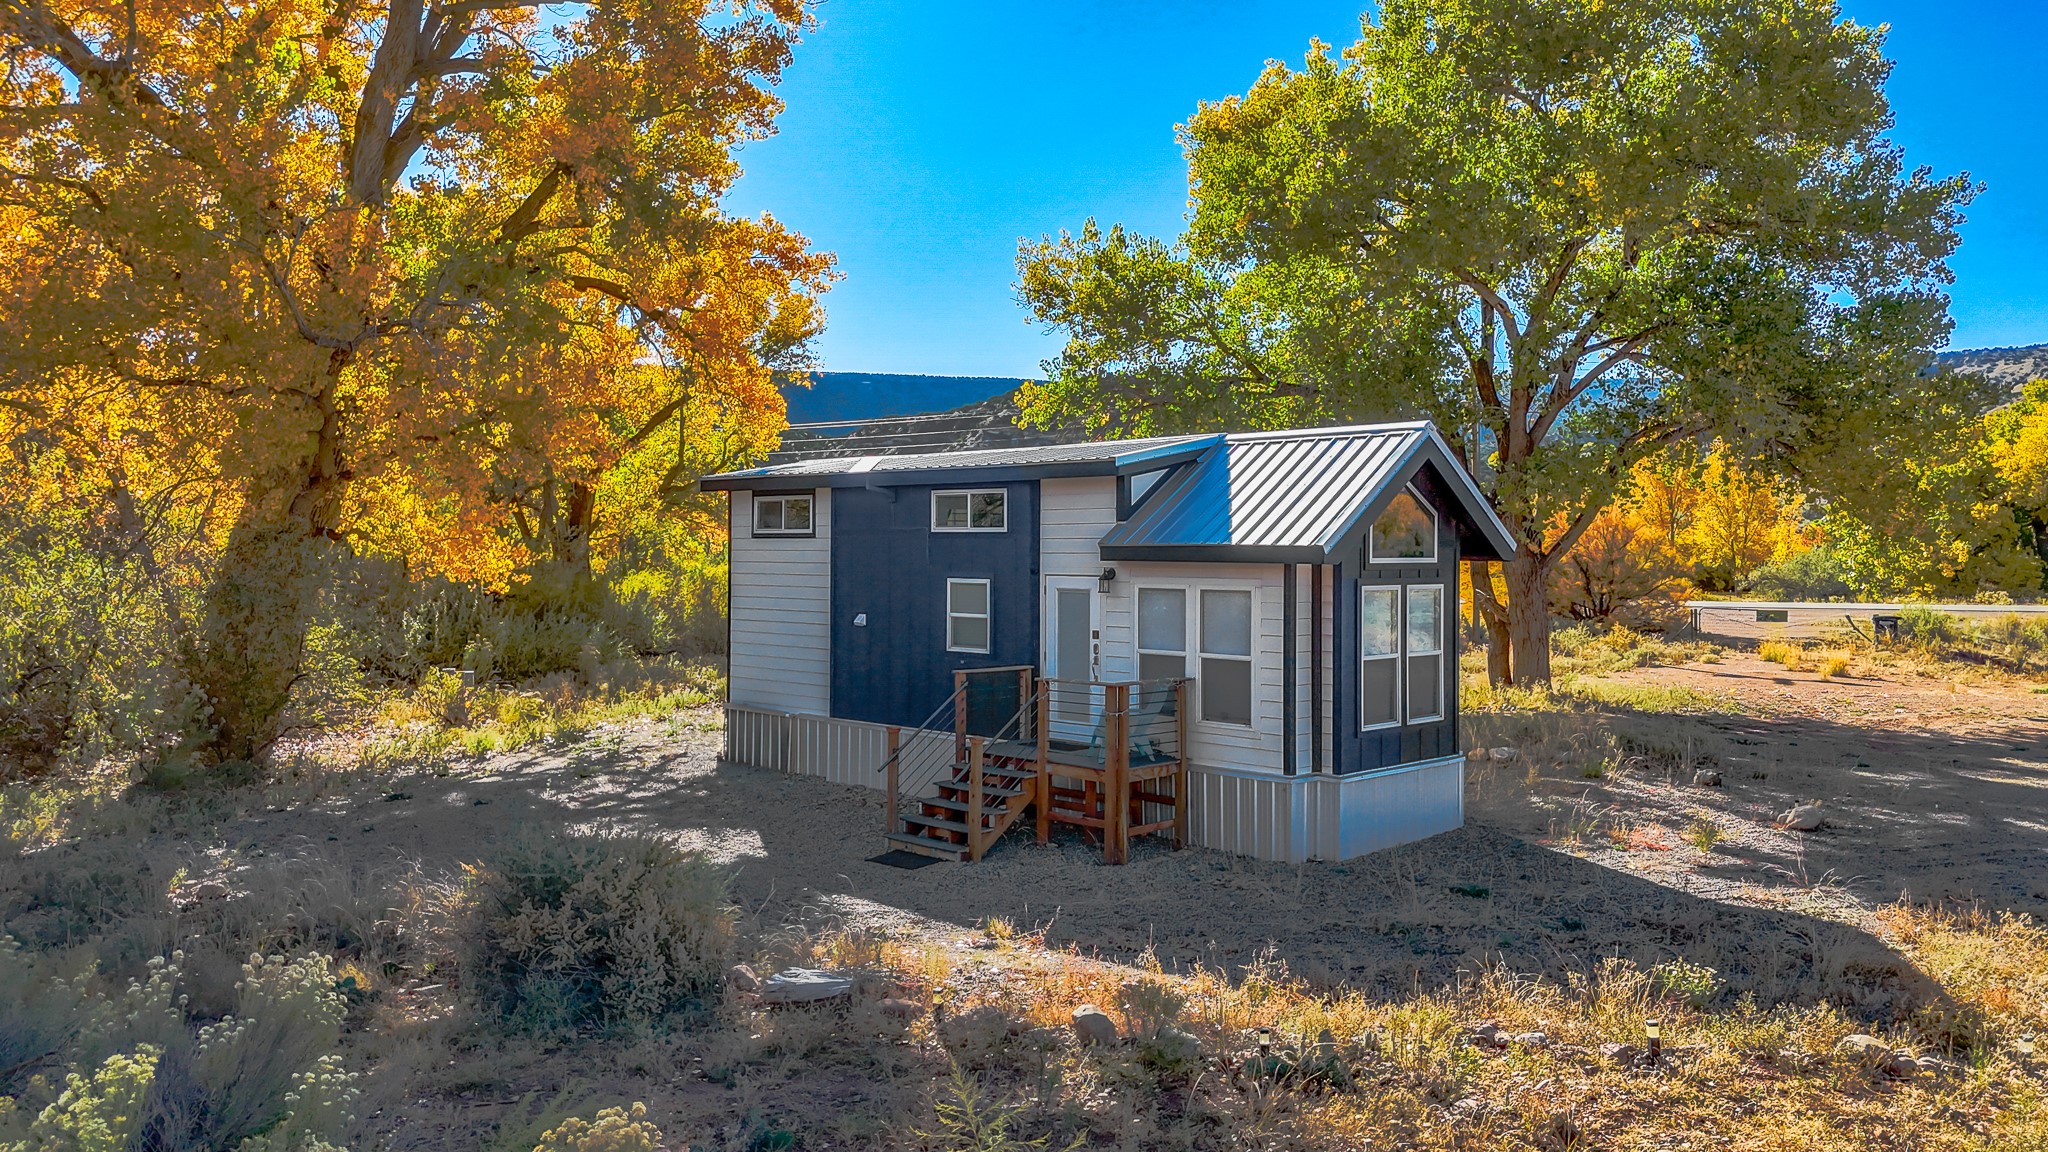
[
  {"x1": 222, "y1": 718, "x2": 1965, "y2": 1026},
  {"x1": 1465, "y1": 684, "x2": 2048, "y2": 923}
]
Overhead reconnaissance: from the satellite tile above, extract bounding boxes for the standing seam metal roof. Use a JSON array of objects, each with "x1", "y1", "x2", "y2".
[{"x1": 1098, "y1": 421, "x2": 1515, "y2": 559}]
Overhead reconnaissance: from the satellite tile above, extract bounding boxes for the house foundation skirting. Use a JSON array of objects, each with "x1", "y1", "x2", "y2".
[
  {"x1": 1170, "y1": 757, "x2": 1465, "y2": 864},
  {"x1": 722, "y1": 705, "x2": 1464, "y2": 863},
  {"x1": 723, "y1": 705, "x2": 893, "y2": 791}
]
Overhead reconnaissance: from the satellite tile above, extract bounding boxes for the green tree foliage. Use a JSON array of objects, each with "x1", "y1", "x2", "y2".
[{"x1": 1016, "y1": 0, "x2": 1977, "y2": 681}]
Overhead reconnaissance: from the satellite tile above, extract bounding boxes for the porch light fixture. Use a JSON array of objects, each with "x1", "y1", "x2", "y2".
[
  {"x1": 1645, "y1": 1019, "x2": 1661, "y2": 1064},
  {"x1": 1099, "y1": 567, "x2": 1117, "y2": 593}
]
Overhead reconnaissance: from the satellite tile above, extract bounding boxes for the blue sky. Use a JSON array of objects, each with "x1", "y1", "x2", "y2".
[{"x1": 722, "y1": 0, "x2": 2048, "y2": 378}]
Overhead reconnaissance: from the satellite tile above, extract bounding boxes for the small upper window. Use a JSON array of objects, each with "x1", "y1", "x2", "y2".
[
  {"x1": 753, "y1": 493, "x2": 814, "y2": 536},
  {"x1": 1369, "y1": 488, "x2": 1436, "y2": 561},
  {"x1": 933, "y1": 489, "x2": 1007, "y2": 532}
]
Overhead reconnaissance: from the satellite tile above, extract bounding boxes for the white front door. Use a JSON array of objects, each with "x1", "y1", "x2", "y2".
[{"x1": 1044, "y1": 577, "x2": 1099, "y2": 737}]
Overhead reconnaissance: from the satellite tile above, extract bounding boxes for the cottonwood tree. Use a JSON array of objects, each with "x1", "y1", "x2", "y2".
[
  {"x1": 0, "y1": 0, "x2": 829, "y2": 761},
  {"x1": 1016, "y1": 0, "x2": 1975, "y2": 683}
]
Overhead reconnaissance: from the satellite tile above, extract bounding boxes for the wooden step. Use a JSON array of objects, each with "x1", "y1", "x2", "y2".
[
  {"x1": 949, "y1": 763, "x2": 1036, "y2": 782},
  {"x1": 920, "y1": 796, "x2": 1013, "y2": 819},
  {"x1": 935, "y1": 782, "x2": 1026, "y2": 801},
  {"x1": 885, "y1": 833, "x2": 965, "y2": 861},
  {"x1": 903, "y1": 812, "x2": 975, "y2": 834}
]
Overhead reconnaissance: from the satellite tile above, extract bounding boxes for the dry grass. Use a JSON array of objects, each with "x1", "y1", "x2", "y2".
[
  {"x1": 8, "y1": 651, "x2": 2048, "y2": 1149},
  {"x1": 1759, "y1": 639, "x2": 1803, "y2": 670}
]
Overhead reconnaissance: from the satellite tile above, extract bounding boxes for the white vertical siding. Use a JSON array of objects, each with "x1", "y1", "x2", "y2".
[
  {"x1": 728, "y1": 489, "x2": 832, "y2": 715},
  {"x1": 1185, "y1": 755, "x2": 1464, "y2": 863}
]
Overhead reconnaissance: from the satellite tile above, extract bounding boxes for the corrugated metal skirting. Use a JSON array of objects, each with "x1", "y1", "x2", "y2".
[
  {"x1": 723, "y1": 706, "x2": 890, "y2": 791},
  {"x1": 724, "y1": 705, "x2": 1462, "y2": 861},
  {"x1": 1186, "y1": 755, "x2": 1464, "y2": 864}
]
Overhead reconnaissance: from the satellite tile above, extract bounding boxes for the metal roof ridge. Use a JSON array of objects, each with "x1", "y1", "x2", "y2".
[{"x1": 1223, "y1": 420, "x2": 1433, "y2": 444}]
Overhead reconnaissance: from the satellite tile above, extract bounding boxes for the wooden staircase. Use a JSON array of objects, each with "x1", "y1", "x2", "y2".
[{"x1": 885, "y1": 737, "x2": 1039, "y2": 861}]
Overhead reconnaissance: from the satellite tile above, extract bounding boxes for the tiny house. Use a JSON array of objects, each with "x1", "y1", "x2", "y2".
[{"x1": 701, "y1": 421, "x2": 1516, "y2": 864}]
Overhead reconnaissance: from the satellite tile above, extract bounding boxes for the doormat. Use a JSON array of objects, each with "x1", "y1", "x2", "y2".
[{"x1": 867, "y1": 850, "x2": 946, "y2": 870}]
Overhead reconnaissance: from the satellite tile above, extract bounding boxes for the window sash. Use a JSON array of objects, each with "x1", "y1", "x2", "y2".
[
  {"x1": 946, "y1": 578, "x2": 991, "y2": 653},
  {"x1": 1196, "y1": 589, "x2": 1255, "y2": 727},
  {"x1": 1405, "y1": 583, "x2": 1444, "y2": 722},
  {"x1": 753, "y1": 494, "x2": 813, "y2": 535},
  {"x1": 1360, "y1": 585, "x2": 1401, "y2": 731},
  {"x1": 932, "y1": 489, "x2": 1006, "y2": 531}
]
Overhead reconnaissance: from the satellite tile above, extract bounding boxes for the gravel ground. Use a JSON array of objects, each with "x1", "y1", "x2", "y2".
[{"x1": 216, "y1": 654, "x2": 2047, "y2": 1018}]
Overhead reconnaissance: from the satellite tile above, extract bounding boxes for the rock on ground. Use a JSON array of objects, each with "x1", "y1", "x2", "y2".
[
  {"x1": 1072, "y1": 1004, "x2": 1120, "y2": 1045},
  {"x1": 1776, "y1": 803, "x2": 1826, "y2": 832}
]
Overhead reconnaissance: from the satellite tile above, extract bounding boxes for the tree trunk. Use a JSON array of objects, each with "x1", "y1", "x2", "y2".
[
  {"x1": 1468, "y1": 560, "x2": 1513, "y2": 686},
  {"x1": 1502, "y1": 552, "x2": 1554, "y2": 686},
  {"x1": 183, "y1": 361, "x2": 352, "y2": 769}
]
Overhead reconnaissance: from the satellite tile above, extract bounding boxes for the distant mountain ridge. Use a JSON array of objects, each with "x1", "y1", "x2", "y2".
[
  {"x1": 1937, "y1": 344, "x2": 2048, "y2": 400},
  {"x1": 777, "y1": 371, "x2": 1025, "y2": 424}
]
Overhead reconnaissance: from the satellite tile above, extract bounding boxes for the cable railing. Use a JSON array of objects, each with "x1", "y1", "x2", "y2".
[{"x1": 879, "y1": 666, "x2": 1038, "y2": 851}]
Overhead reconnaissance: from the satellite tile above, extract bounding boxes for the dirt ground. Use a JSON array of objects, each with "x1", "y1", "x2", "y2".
[{"x1": 195, "y1": 653, "x2": 2046, "y2": 1019}]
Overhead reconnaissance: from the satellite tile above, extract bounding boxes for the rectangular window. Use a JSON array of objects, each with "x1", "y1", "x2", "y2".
[
  {"x1": 1360, "y1": 586, "x2": 1400, "y2": 729},
  {"x1": 1198, "y1": 589, "x2": 1254, "y2": 726},
  {"x1": 1406, "y1": 584, "x2": 1444, "y2": 722},
  {"x1": 1135, "y1": 587, "x2": 1187, "y2": 683},
  {"x1": 752, "y1": 493, "x2": 813, "y2": 536},
  {"x1": 932, "y1": 489, "x2": 1007, "y2": 531},
  {"x1": 947, "y1": 578, "x2": 991, "y2": 653}
]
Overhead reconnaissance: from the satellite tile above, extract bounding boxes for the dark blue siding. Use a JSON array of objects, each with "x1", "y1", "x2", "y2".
[
  {"x1": 829, "y1": 482, "x2": 1040, "y2": 728},
  {"x1": 1333, "y1": 464, "x2": 1463, "y2": 774}
]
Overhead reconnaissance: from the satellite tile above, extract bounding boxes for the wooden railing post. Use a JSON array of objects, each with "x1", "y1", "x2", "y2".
[
  {"x1": 967, "y1": 736, "x2": 986, "y2": 862},
  {"x1": 885, "y1": 726, "x2": 901, "y2": 837},
  {"x1": 1106, "y1": 683, "x2": 1130, "y2": 865},
  {"x1": 1035, "y1": 687, "x2": 1052, "y2": 844},
  {"x1": 1173, "y1": 679, "x2": 1190, "y2": 850}
]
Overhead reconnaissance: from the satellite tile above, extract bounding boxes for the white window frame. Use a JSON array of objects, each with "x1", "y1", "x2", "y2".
[
  {"x1": 1367, "y1": 485, "x2": 1438, "y2": 563},
  {"x1": 751, "y1": 492, "x2": 814, "y2": 537},
  {"x1": 1133, "y1": 585, "x2": 1189, "y2": 685},
  {"x1": 931, "y1": 488, "x2": 1008, "y2": 532},
  {"x1": 1359, "y1": 584, "x2": 1403, "y2": 732},
  {"x1": 1123, "y1": 579, "x2": 1260, "y2": 732},
  {"x1": 1405, "y1": 583, "x2": 1446, "y2": 724},
  {"x1": 1196, "y1": 587, "x2": 1257, "y2": 730},
  {"x1": 946, "y1": 577, "x2": 992, "y2": 654}
]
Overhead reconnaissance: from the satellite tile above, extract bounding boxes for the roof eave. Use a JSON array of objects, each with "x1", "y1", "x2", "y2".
[
  {"x1": 698, "y1": 437, "x2": 1219, "y2": 493},
  {"x1": 1098, "y1": 543, "x2": 1330, "y2": 565}
]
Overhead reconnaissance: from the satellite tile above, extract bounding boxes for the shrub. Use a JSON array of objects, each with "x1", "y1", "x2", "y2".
[
  {"x1": 1758, "y1": 641, "x2": 1801, "y2": 669},
  {"x1": 1896, "y1": 606, "x2": 1969, "y2": 651},
  {"x1": 461, "y1": 833, "x2": 734, "y2": 1034},
  {"x1": 0, "y1": 951, "x2": 354, "y2": 1152},
  {"x1": 1745, "y1": 546, "x2": 1856, "y2": 601},
  {"x1": 529, "y1": 1103, "x2": 666, "y2": 1152},
  {"x1": 1651, "y1": 958, "x2": 1725, "y2": 1009},
  {"x1": 1681, "y1": 819, "x2": 1723, "y2": 853},
  {"x1": 1818, "y1": 653, "x2": 1852, "y2": 679},
  {"x1": 1979, "y1": 613, "x2": 2048, "y2": 672},
  {"x1": 0, "y1": 937, "x2": 89, "y2": 1096}
]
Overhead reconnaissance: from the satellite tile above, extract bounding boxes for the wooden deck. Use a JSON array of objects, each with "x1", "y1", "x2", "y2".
[{"x1": 884, "y1": 672, "x2": 1189, "y2": 864}]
